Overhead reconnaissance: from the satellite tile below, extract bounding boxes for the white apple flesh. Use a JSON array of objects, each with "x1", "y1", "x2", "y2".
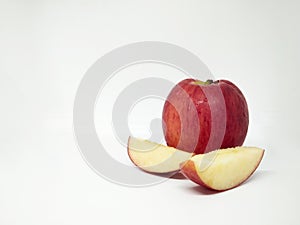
[
  {"x1": 128, "y1": 137, "x2": 193, "y2": 173},
  {"x1": 180, "y1": 147, "x2": 264, "y2": 191}
]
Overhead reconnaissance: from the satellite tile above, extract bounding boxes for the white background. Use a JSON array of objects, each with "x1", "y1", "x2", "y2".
[{"x1": 1, "y1": 0, "x2": 300, "y2": 224}]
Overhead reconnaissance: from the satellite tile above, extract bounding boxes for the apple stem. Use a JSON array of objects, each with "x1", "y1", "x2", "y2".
[
  {"x1": 193, "y1": 79, "x2": 214, "y2": 85},
  {"x1": 206, "y1": 79, "x2": 213, "y2": 84}
]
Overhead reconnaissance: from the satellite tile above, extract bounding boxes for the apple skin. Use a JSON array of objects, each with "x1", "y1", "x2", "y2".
[{"x1": 162, "y1": 79, "x2": 249, "y2": 154}]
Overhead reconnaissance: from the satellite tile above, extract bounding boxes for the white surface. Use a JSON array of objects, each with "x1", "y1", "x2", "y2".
[{"x1": 1, "y1": 0, "x2": 300, "y2": 224}]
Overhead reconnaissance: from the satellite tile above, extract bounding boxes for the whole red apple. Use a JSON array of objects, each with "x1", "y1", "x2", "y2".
[{"x1": 162, "y1": 79, "x2": 249, "y2": 154}]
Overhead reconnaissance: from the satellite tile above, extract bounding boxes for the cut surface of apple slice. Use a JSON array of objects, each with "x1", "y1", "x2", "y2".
[
  {"x1": 128, "y1": 136, "x2": 193, "y2": 173},
  {"x1": 180, "y1": 147, "x2": 264, "y2": 191}
]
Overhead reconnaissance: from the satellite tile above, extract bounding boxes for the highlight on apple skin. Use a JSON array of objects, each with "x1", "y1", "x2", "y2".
[
  {"x1": 162, "y1": 79, "x2": 249, "y2": 154},
  {"x1": 127, "y1": 136, "x2": 193, "y2": 173},
  {"x1": 180, "y1": 146, "x2": 264, "y2": 191}
]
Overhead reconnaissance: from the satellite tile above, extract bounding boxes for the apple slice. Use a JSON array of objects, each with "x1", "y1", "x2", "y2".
[
  {"x1": 128, "y1": 136, "x2": 193, "y2": 173},
  {"x1": 180, "y1": 147, "x2": 264, "y2": 191}
]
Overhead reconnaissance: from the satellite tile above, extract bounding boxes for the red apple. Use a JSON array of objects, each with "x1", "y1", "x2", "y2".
[{"x1": 162, "y1": 79, "x2": 249, "y2": 154}]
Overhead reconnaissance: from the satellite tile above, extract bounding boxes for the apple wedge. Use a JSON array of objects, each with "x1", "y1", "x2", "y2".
[
  {"x1": 180, "y1": 147, "x2": 264, "y2": 191},
  {"x1": 128, "y1": 136, "x2": 193, "y2": 173}
]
